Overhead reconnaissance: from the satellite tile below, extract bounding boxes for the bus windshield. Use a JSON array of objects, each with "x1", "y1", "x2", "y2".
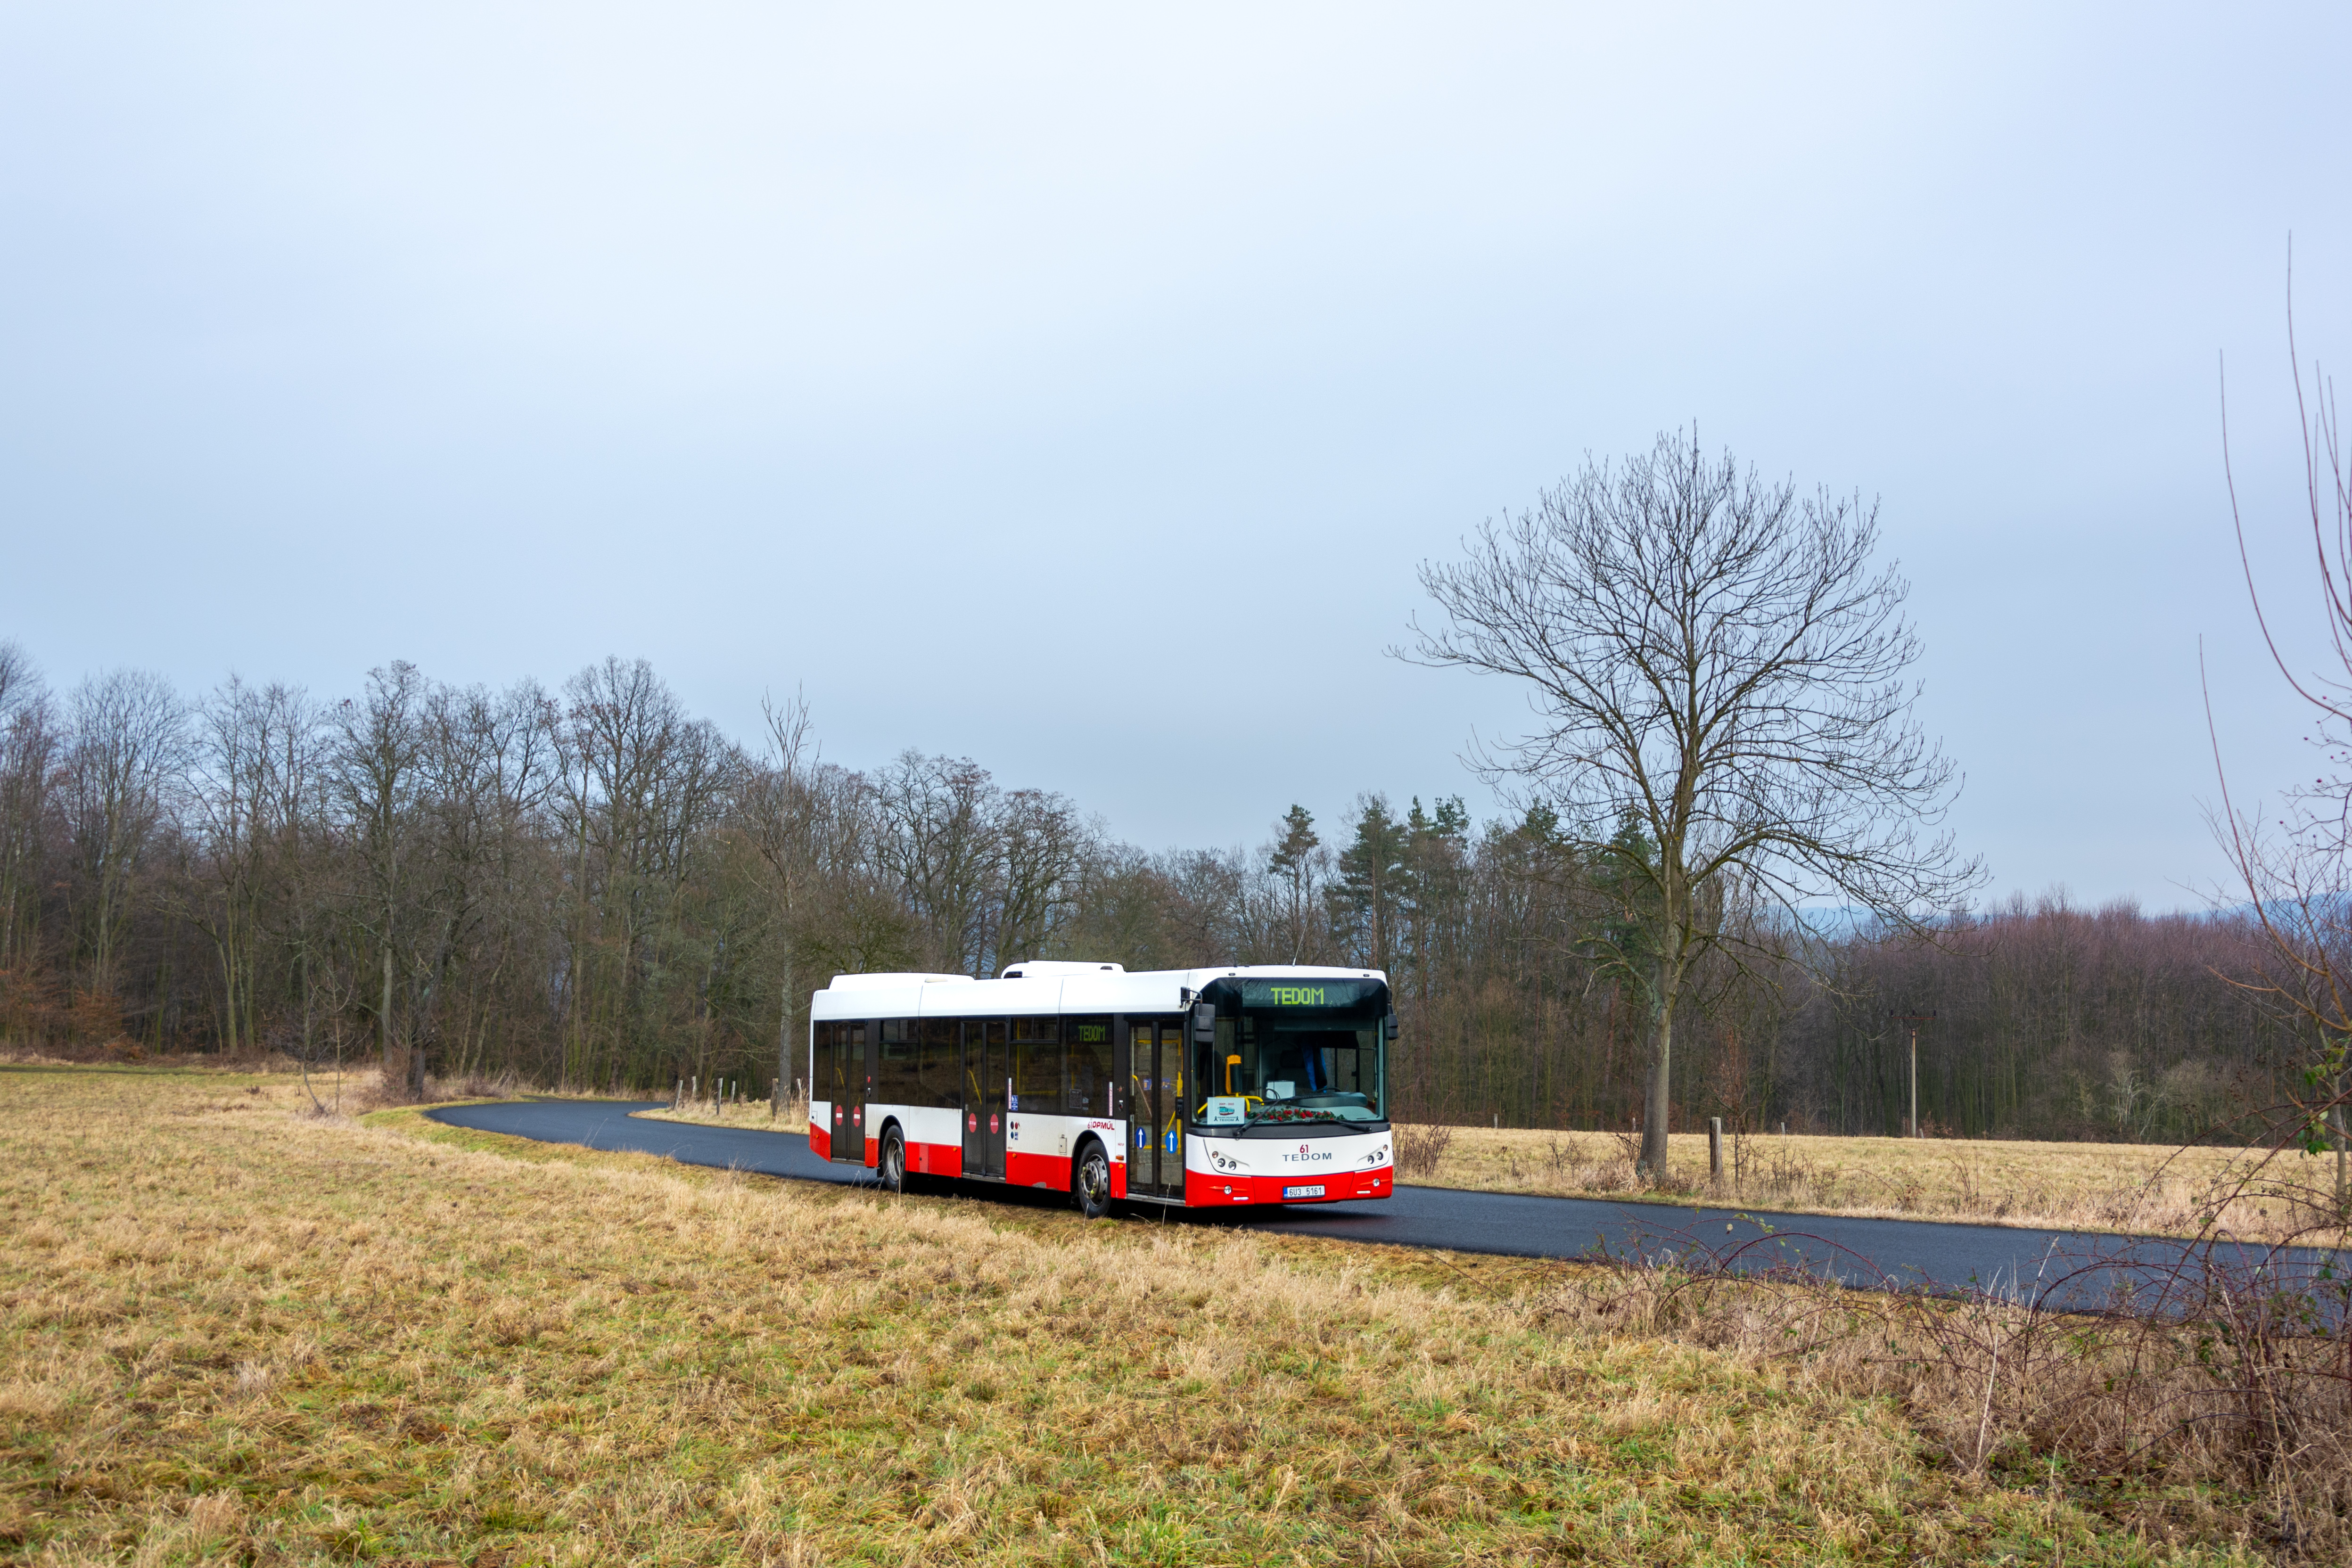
[{"x1": 1195, "y1": 977, "x2": 1388, "y2": 1125}]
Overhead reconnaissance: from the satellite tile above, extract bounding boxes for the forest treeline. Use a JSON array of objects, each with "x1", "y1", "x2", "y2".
[{"x1": 0, "y1": 643, "x2": 2305, "y2": 1141}]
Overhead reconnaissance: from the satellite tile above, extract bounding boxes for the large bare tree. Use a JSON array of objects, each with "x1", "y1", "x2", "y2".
[{"x1": 1410, "y1": 430, "x2": 1978, "y2": 1174}]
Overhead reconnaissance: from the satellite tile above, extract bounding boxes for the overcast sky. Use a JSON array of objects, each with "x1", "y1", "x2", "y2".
[{"x1": 3, "y1": 3, "x2": 2348, "y2": 910}]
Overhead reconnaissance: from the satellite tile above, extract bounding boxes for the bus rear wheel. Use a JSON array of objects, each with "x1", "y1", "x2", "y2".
[
  {"x1": 1073, "y1": 1139, "x2": 1112, "y2": 1219},
  {"x1": 879, "y1": 1126, "x2": 907, "y2": 1195}
]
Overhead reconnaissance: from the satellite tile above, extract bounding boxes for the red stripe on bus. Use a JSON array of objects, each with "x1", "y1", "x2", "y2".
[
  {"x1": 908, "y1": 1140, "x2": 961, "y2": 1178},
  {"x1": 1004, "y1": 1148, "x2": 1070, "y2": 1191}
]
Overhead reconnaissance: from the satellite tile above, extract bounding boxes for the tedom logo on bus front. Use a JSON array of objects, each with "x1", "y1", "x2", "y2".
[{"x1": 1266, "y1": 985, "x2": 1326, "y2": 1006}]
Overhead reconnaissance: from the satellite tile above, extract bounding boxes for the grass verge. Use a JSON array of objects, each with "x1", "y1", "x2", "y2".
[
  {"x1": 636, "y1": 1097, "x2": 811, "y2": 1135},
  {"x1": 1393, "y1": 1125, "x2": 2347, "y2": 1243}
]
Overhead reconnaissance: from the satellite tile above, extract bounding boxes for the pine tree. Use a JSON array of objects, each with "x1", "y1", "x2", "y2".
[{"x1": 1335, "y1": 795, "x2": 1409, "y2": 974}]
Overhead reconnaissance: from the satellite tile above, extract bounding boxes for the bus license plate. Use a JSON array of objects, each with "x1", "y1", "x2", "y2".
[{"x1": 1282, "y1": 1183, "x2": 1325, "y2": 1199}]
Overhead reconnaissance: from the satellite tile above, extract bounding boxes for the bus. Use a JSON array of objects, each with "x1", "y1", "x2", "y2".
[{"x1": 808, "y1": 961, "x2": 1396, "y2": 1216}]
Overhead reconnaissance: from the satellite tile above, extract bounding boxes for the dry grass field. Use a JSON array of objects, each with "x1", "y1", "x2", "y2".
[
  {"x1": 1393, "y1": 1125, "x2": 2348, "y2": 1244},
  {"x1": 0, "y1": 1062, "x2": 2302, "y2": 1565}
]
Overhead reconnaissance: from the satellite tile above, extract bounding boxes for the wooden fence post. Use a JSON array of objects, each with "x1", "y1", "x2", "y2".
[{"x1": 1708, "y1": 1117, "x2": 1723, "y2": 1180}]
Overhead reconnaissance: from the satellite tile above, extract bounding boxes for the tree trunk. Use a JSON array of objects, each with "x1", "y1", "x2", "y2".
[
  {"x1": 1640, "y1": 993, "x2": 1673, "y2": 1176},
  {"x1": 211, "y1": 932, "x2": 238, "y2": 1057},
  {"x1": 776, "y1": 948, "x2": 795, "y2": 1118},
  {"x1": 379, "y1": 940, "x2": 392, "y2": 1070},
  {"x1": 383, "y1": 940, "x2": 421, "y2": 1100}
]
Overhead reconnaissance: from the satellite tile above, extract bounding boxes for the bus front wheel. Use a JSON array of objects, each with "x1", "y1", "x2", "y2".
[
  {"x1": 879, "y1": 1126, "x2": 907, "y2": 1196},
  {"x1": 1072, "y1": 1139, "x2": 1112, "y2": 1220}
]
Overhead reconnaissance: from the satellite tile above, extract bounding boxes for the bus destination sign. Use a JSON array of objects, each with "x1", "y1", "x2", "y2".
[{"x1": 1237, "y1": 979, "x2": 1381, "y2": 1010}]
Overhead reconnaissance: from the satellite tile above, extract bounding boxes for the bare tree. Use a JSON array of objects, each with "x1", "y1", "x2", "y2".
[
  {"x1": 1409, "y1": 430, "x2": 1979, "y2": 1174},
  {"x1": 63, "y1": 669, "x2": 191, "y2": 999},
  {"x1": 181, "y1": 676, "x2": 323, "y2": 1056},
  {"x1": 553, "y1": 657, "x2": 736, "y2": 1089},
  {"x1": 994, "y1": 787, "x2": 1090, "y2": 966},
  {"x1": 797, "y1": 762, "x2": 923, "y2": 978},
  {"x1": 0, "y1": 642, "x2": 57, "y2": 971},
  {"x1": 411, "y1": 678, "x2": 557, "y2": 1083},
  {"x1": 330, "y1": 662, "x2": 428, "y2": 1096},
  {"x1": 1161, "y1": 846, "x2": 1248, "y2": 964},
  {"x1": 741, "y1": 689, "x2": 819, "y2": 1106},
  {"x1": 1061, "y1": 843, "x2": 1247, "y2": 972},
  {"x1": 2217, "y1": 271, "x2": 2352, "y2": 1183},
  {"x1": 875, "y1": 752, "x2": 1003, "y2": 974}
]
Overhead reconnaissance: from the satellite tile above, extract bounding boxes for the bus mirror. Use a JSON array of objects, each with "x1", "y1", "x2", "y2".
[
  {"x1": 1383, "y1": 1011, "x2": 1399, "y2": 1041},
  {"x1": 1191, "y1": 1002, "x2": 1216, "y2": 1043}
]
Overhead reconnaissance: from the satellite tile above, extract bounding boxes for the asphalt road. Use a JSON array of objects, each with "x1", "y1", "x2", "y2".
[{"x1": 428, "y1": 1098, "x2": 2344, "y2": 1313}]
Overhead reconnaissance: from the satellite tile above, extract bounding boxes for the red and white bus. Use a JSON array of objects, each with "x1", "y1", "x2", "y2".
[{"x1": 808, "y1": 962, "x2": 1396, "y2": 1216}]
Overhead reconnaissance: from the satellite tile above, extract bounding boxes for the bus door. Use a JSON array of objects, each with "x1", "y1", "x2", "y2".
[
  {"x1": 1126, "y1": 1018, "x2": 1182, "y2": 1197},
  {"x1": 827, "y1": 1019, "x2": 867, "y2": 1163},
  {"x1": 962, "y1": 1019, "x2": 1007, "y2": 1179},
  {"x1": 1125, "y1": 1018, "x2": 1155, "y2": 1191}
]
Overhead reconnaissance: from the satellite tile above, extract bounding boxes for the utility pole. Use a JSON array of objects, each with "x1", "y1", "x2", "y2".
[{"x1": 1894, "y1": 1012, "x2": 1936, "y2": 1137}]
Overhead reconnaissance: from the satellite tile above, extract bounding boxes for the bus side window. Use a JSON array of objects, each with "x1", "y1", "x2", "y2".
[
  {"x1": 920, "y1": 1018, "x2": 958, "y2": 1108},
  {"x1": 1011, "y1": 1015, "x2": 1059, "y2": 1111},
  {"x1": 878, "y1": 1018, "x2": 914, "y2": 1101},
  {"x1": 1066, "y1": 1017, "x2": 1110, "y2": 1115}
]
